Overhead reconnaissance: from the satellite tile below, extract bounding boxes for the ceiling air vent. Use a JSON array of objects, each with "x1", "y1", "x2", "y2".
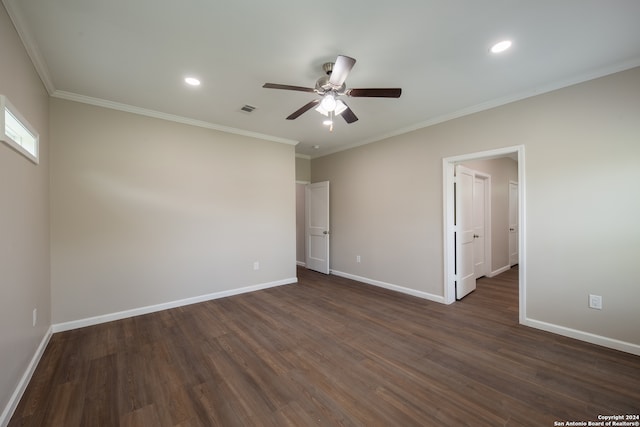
[{"x1": 240, "y1": 104, "x2": 256, "y2": 113}]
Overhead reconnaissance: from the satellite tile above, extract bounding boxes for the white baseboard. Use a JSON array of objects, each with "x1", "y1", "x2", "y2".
[
  {"x1": 0, "y1": 326, "x2": 53, "y2": 427},
  {"x1": 331, "y1": 270, "x2": 640, "y2": 356},
  {"x1": 487, "y1": 264, "x2": 511, "y2": 278},
  {"x1": 523, "y1": 317, "x2": 640, "y2": 356},
  {"x1": 296, "y1": 261, "x2": 306, "y2": 267},
  {"x1": 52, "y1": 277, "x2": 298, "y2": 333},
  {"x1": 331, "y1": 270, "x2": 445, "y2": 304}
]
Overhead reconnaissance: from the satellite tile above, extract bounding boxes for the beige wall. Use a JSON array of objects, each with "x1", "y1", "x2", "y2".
[
  {"x1": 0, "y1": 3, "x2": 51, "y2": 419},
  {"x1": 462, "y1": 157, "x2": 518, "y2": 273},
  {"x1": 50, "y1": 98, "x2": 296, "y2": 324},
  {"x1": 295, "y1": 156, "x2": 310, "y2": 264},
  {"x1": 295, "y1": 155, "x2": 310, "y2": 182},
  {"x1": 295, "y1": 183, "x2": 306, "y2": 264},
  {"x1": 312, "y1": 67, "x2": 640, "y2": 348}
]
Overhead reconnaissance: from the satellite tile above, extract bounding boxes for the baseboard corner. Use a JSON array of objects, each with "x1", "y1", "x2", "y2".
[
  {"x1": 52, "y1": 277, "x2": 298, "y2": 333},
  {"x1": 487, "y1": 264, "x2": 511, "y2": 278},
  {"x1": 1, "y1": 326, "x2": 53, "y2": 427},
  {"x1": 522, "y1": 317, "x2": 640, "y2": 356},
  {"x1": 331, "y1": 270, "x2": 445, "y2": 304}
]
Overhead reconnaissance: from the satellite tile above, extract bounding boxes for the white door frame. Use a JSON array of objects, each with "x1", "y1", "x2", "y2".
[{"x1": 443, "y1": 145, "x2": 526, "y2": 324}]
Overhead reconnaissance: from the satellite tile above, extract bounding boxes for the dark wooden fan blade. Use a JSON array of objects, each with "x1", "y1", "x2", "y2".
[
  {"x1": 263, "y1": 83, "x2": 315, "y2": 93},
  {"x1": 347, "y1": 88, "x2": 402, "y2": 98},
  {"x1": 286, "y1": 99, "x2": 320, "y2": 120},
  {"x1": 340, "y1": 104, "x2": 359, "y2": 124},
  {"x1": 328, "y1": 55, "x2": 356, "y2": 87}
]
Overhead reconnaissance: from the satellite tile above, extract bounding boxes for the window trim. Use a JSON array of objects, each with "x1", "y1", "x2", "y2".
[{"x1": 1, "y1": 95, "x2": 39, "y2": 164}]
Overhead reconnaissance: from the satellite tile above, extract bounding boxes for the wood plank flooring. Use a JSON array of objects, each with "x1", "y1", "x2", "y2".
[{"x1": 10, "y1": 267, "x2": 640, "y2": 426}]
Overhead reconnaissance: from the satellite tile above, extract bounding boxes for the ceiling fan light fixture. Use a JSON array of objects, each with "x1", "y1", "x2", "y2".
[
  {"x1": 316, "y1": 98, "x2": 347, "y2": 117},
  {"x1": 320, "y1": 94, "x2": 337, "y2": 112},
  {"x1": 315, "y1": 104, "x2": 329, "y2": 116},
  {"x1": 323, "y1": 119, "x2": 333, "y2": 126},
  {"x1": 334, "y1": 100, "x2": 347, "y2": 115}
]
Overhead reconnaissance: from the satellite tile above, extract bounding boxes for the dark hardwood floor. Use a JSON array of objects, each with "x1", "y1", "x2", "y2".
[{"x1": 10, "y1": 266, "x2": 640, "y2": 426}]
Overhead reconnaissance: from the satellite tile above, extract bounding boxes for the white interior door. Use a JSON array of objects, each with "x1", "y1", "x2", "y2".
[
  {"x1": 305, "y1": 181, "x2": 330, "y2": 274},
  {"x1": 509, "y1": 181, "x2": 519, "y2": 266},
  {"x1": 455, "y1": 165, "x2": 476, "y2": 299},
  {"x1": 473, "y1": 174, "x2": 490, "y2": 279}
]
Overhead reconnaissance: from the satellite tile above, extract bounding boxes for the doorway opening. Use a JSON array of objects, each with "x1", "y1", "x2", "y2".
[{"x1": 443, "y1": 145, "x2": 525, "y2": 324}]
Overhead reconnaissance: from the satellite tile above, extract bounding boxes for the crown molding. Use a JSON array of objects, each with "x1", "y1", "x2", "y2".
[
  {"x1": 52, "y1": 91, "x2": 299, "y2": 146},
  {"x1": 311, "y1": 58, "x2": 640, "y2": 159},
  {"x1": 5, "y1": 0, "x2": 639, "y2": 159},
  {"x1": 3, "y1": 0, "x2": 56, "y2": 94}
]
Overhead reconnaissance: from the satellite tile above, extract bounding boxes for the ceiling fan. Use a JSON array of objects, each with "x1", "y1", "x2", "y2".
[{"x1": 263, "y1": 55, "x2": 401, "y2": 128}]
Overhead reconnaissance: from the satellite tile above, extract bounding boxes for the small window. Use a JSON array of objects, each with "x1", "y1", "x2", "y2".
[{"x1": 1, "y1": 95, "x2": 39, "y2": 164}]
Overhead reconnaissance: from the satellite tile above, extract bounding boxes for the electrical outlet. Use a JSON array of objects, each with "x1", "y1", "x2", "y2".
[
  {"x1": 356, "y1": 255, "x2": 361, "y2": 263},
  {"x1": 589, "y1": 294, "x2": 602, "y2": 310},
  {"x1": 253, "y1": 261, "x2": 260, "y2": 270},
  {"x1": 32, "y1": 308, "x2": 37, "y2": 327}
]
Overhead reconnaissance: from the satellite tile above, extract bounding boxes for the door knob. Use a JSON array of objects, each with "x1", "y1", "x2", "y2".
[
  {"x1": 473, "y1": 234, "x2": 479, "y2": 238},
  {"x1": 323, "y1": 230, "x2": 330, "y2": 235}
]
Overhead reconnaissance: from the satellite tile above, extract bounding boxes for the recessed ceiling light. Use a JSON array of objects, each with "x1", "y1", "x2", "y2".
[
  {"x1": 490, "y1": 40, "x2": 512, "y2": 54},
  {"x1": 184, "y1": 77, "x2": 201, "y2": 86}
]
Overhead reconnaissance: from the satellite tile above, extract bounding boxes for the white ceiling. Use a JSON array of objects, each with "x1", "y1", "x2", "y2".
[{"x1": 4, "y1": 0, "x2": 640, "y2": 158}]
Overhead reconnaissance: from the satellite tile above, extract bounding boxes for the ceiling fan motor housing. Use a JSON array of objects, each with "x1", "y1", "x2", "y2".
[
  {"x1": 314, "y1": 62, "x2": 347, "y2": 93},
  {"x1": 315, "y1": 76, "x2": 346, "y2": 95}
]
